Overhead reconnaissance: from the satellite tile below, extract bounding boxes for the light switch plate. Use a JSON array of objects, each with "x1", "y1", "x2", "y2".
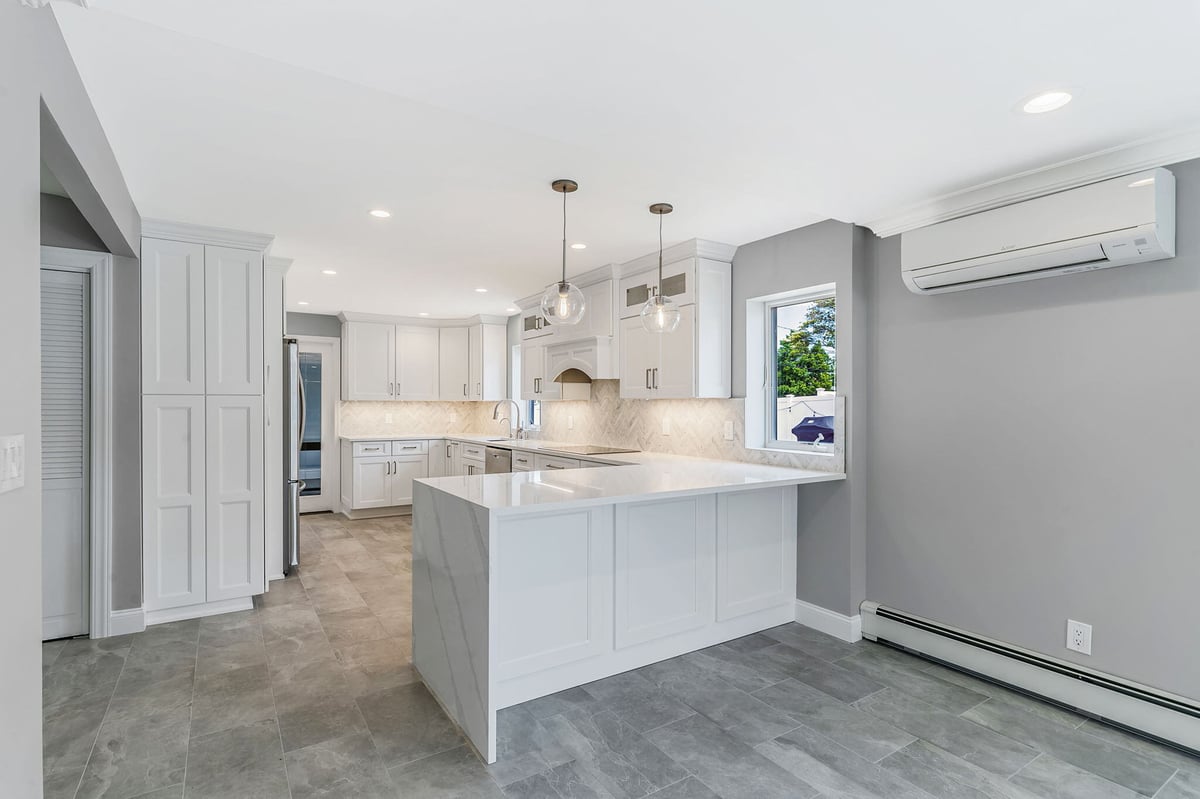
[
  {"x1": 0, "y1": 434, "x2": 26, "y2": 494},
  {"x1": 568, "y1": 415, "x2": 574, "y2": 430},
  {"x1": 662, "y1": 417, "x2": 671, "y2": 436},
  {"x1": 385, "y1": 413, "x2": 393, "y2": 424},
  {"x1": 724, "y1": 420, "x2": 735, "y2": 441}
]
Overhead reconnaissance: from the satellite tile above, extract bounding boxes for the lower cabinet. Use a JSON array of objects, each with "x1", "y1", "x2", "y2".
[
  {"x1": 143, "y1": 394, "x2": 265, "y2": 613},
  {"x1": 344, "y1": 440, "x2": 432, "y2": 512}
]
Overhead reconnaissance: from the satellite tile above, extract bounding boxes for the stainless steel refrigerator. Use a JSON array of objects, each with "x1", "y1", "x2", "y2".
[{"x1": 283, "y1": 338, "x2": 305, "y2": 574}]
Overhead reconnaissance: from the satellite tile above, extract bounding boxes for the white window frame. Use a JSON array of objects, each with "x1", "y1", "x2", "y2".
[{"x1": 745, "y1": 283, "x2": 837, "y2": 455}]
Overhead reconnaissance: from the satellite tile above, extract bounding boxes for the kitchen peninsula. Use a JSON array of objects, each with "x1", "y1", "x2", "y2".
[{"x1": 410, "y1": 450, "x2": 843, "y2": 763}]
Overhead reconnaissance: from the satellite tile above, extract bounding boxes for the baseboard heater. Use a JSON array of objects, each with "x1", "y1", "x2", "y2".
[{"x1": 860, "y1": 602, "x2": 1200, "y2": 755}]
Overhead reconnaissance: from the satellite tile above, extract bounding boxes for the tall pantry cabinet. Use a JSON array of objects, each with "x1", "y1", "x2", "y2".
[{"x1": 141, "y1": 222, "x2": 279, "y2": 623}]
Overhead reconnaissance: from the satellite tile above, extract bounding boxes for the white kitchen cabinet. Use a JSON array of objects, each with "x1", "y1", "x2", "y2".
[
  {"x1": 511, "y1": 451, "x2": 534, "y2": 472},
  {"x1": 352, "y1": 455, "x2": 393, "y2": 509},
  {"x1": 428, "y1": 440, "x2": 447, "y2": 478},
  {"x1": 205, "y1": 246, "x2": 264, "y2": 395},
  {"x1": 142, "y1": 239, "x2": 206, "y2": 394},
  {"x1": 447, "y1": 440, "x2": 462, "y2": 476},
  {"x1": 470, "y1": 323, "x2": 507, "y2": 401},
  {"x1": 142, "y1": 395, "x2": 207, "y2": 612},
  {"x1": 439, "y1": 327, "x2": 470, "y2": 400},
  {"x1": 391, "y1": 454, "x2": 428, "y2": 505},
  {"x1": 205, "y1": 396, "x2": 265, "y2": 602},
  {"x1": 520, "y1": 309, "x2": 552, "y2": 340},
  {"x1": 396, "y1": 326, "x2": 440, "y2": 400},
  {"x1": 520, "y1": 340, "x2": 561, "y2": 401},
  {"x1": 342, "y1": 321, "x2": 395, "y2": 401},
  {"x1": 617, "y1": 245, "x2": 732, "y2": 400},
  {"x1": 580, "y1": 279, "x2": 614, "y2": 338}
]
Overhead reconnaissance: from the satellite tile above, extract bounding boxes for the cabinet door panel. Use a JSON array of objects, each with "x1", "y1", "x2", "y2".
[
  {"x1": 345, "y1": 322, "x2": 395, "y2": 400},
  {"x1": 655, "y1": 304, "x2": 695, "y2": 398},
  {"x1": 495, "y1": 508, "x2": 612, "y2": 679},
  {"x1": 142, "y1": 239, "x2": 205, "y2": 394},
  {"x1": 352, "y1": 456, "x2": 392, "y2": 508},
  {"x1": 468, "y1": 325, "x2": 483, "y2": 400},
  {"x1": 143, "y1": 396, "x2": 206, "y2": 610},
  {"x1": 427, "y1": 440, "x2": 447, "y2": 478},
  {"x1": 390, "y1": 455, "x2": 429, "y2": 506},
  {"x1": 582, "y1": 280, "x2": 613, "y2": 338},
  {"x1": 206, "y1": 396, "x2": 265, "y2": 601},
  {"x1": 716, "y1": 488, "x2": 793, "y2": 621},
  {"x1": 205, "y1": 246, "x2": 264, "y2": 395},
  {"x1": 618, "y1": 316, "x2": 655, "y2": 399},
  {"x1": 439, "y1": 327, "x2": 470, "y2": 400},
  {"x1": 520, "y1": 341, "x2": 542, "y2": 401},
  {"x1": 614, "y1": 496, "x2": 714, "y2": 648},
  {"x1": 396, "y1": 326, "x2": 440, "y2": 400}
]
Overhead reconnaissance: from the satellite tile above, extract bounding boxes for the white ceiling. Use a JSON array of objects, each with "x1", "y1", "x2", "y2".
[{"x1": 53, "y1": 0, "x2": 1200, "y2": 317}]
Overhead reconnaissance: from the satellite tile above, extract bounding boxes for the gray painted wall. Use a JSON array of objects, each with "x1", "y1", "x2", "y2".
[
  {"x1": 865, "y1": 157, "x2": 1200, "y2": 699},
  {"x1": 731, "y1": 220, "x2": 868, "y2": 617},
  {"x1": 40, "y1": 194, "x2": 143, "y2": 611},
  {"x1": 287, "y1": 312, "x2": 341, "y2": 338},
  {"x1": 2, "y1": 4, "x2": 139, "y2": 792}
]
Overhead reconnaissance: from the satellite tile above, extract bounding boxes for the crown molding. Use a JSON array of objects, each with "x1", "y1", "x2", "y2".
[
  {"x1": 619, "y1": 238, "x2": 737, "y2": 277},
  {"x1": 864, "y1": 127, "x2": 1200, "y2": 238},
  {"x1": 337, "y1": 311, "x2": 508, "y2": 327},
  {"x1": 516, "y1": 263, "x2": 619, "y2": 309},
  {"x1": 265, "y1": 255, "x2": 292, "y2": 275},
  {"x1": 141, "y1": 218, "x2": 275, "y2": 251}
]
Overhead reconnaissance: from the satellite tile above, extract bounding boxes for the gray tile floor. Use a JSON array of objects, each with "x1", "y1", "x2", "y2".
[{"x1": 42, "y1": 512, "x2": 1200, "y2": 798}]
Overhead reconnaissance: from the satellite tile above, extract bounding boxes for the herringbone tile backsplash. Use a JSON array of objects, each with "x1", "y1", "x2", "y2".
[{"x1": 338, "y1": 380, "x2": 843, "y2": 472}]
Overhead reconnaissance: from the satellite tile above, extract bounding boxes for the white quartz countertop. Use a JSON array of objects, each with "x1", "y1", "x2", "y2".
[{"x1": 417, "y1": 453, "x2": 844, "y2": 513}]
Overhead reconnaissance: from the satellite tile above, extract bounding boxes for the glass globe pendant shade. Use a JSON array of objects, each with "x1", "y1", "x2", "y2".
[
  {"x1": 541, "y1": 280, "x2": 586, "y2": 326},
  {"x1": 641, "y1": 293, "x2": 681, "y2": 334}
]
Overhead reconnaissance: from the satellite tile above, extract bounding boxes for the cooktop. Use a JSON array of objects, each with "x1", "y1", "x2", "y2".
[{"x1": 546, "y1": 445, "x2": 641, "y2": 456}]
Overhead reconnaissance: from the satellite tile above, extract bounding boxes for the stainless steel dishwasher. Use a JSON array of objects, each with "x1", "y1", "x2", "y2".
[{"x1": 485, "y1": 446, "x2": 511, "y2": 474}]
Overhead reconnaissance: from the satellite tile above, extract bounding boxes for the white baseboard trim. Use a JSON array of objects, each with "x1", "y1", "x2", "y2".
[
  {"x1": 794, "y1": 599, "x2": 862, "y2": 643},
  {"x1": 145, "y1": 597, "x2": 254, "y2": 626},
  {"x1": 108, "y1": 607, "x2": 146, "y2": 636}
]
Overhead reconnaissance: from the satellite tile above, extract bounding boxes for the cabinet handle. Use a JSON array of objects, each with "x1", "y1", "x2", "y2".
[
  {"x1": 463, "y1": 383, "x2": 467, "y2": 397},
  {"x1": 653, "y1": 368, "x2": 658, "y2": 389},
  {"x1": 401, "y1": 445, "x2": 418, "y2": 450},
  {"x1": 546, "y1": 464, "x2": 564, "y2": 470},
  {"x1": 645, "y1": 369, "x2": 651, "y2": 390}
]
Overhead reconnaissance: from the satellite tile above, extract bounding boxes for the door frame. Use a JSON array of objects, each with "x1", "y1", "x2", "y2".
[
  {"x1": 40, "y1": 246, "x2": 114, "y2": 639},
  {"x1": 294, "y1": 335, "x2": 341, "y2": 513}
]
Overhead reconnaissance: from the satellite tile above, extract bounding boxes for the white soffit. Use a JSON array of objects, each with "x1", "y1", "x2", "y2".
[{"x1": 53, "y1": 0, "x2": 1200, "y2": 314}]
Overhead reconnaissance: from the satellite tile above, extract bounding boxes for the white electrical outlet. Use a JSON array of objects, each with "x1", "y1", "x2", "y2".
[
  {"x1": 385, "y1": 413, "x2": 393, "y2": 424},
  {"x1": 1066, "y1": 619, "x2": 1092, "y2": 655},
  {"x1": 662, "y1": 417, "x2": 671, "y2": 436},
  {"x1": 0, "y1": 434, "x2": 26, "y2": 495},
  {"x1": 724, "y1": 420, "x2": 735, "y2": 441},
  {"x1": 568, "y1": 415, "x2": 574, "y2": 430}
]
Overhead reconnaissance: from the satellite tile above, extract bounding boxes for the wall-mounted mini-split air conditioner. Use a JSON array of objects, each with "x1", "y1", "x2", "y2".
[{"x1": 901, "y1": 168, "x2": 1176, "y2": 294}]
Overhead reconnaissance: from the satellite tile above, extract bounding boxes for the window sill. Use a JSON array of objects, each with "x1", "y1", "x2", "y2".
[{"x1": 747, "y1": 444, "x2": 837, "y2": 458}]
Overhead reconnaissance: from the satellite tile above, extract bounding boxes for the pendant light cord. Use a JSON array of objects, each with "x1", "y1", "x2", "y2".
[
  {"x1": 561, "y1": 187, "x2": 568, "y2": 286},
  {"x1": 657, "y1": 211, "x2": 664, "y2": 295}
]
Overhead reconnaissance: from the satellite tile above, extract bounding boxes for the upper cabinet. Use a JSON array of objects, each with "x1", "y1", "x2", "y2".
[
  {"x1": 340, "y1": 314, "x2": 506, "y2": 402},
  {"x1": 342, "y1": 321, "x2": 395, "y2": 401},
  {"x1": 617, "y1": 242, "x2": 735, "y2": 400},
  {"x1": 142, "y1": 238, "x2": 265, "y2": 396}
]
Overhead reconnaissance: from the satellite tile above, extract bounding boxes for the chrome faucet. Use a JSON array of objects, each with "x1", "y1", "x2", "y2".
[{"x1": 492, "y1": 399, "x2": 525, "y2": 440}]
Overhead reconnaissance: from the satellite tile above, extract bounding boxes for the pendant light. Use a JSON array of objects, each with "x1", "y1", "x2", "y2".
[
  {"x1": 641, "y1": 202, "x2": 681, "y2": 334},
  {"x1": 540, "y1": 179, "x2": 586, "y2": 326}
]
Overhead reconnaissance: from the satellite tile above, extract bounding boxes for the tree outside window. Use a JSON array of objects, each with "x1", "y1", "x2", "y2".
[{"x1": 775, "y1": 297, "x2": 835, "y2": 398}]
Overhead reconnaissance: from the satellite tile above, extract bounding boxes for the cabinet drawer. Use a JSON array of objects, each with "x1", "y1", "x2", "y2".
[
  {"x1": 353, "y1": 441, "x2": 390, "y2": 457},
  {"x1": 511, "y1": 452, "x2": 534, "y2": 472},
  {"x1": 460, "y1": 443, "x2": 486, "y2": 460},
  {"x1": 534, "y1": 454, "x2": 581, "y2": 471},
  {"x1": 391, "y1": 440, "x2": 428, "y2": 455}
]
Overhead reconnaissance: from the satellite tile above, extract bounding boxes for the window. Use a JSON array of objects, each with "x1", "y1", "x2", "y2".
[
  {"x1": 743, "y1": 285, "x2": 836, "y2": 453},
  {"x1": 768, "y1": 292, "x2": 835, "y2": 450}
]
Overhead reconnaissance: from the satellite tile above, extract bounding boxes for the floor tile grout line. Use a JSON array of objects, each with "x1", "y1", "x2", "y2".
[
  {"x1": 68, "y1": 639, "x2": 133, "y2": 799},
  {"x1": 1150, "y1": 769, "x2": 1181, "y2": 799},
  {"x1": 180, "y1": 630, "x2": 203, "y2": 797},
  {"x1": 1005, "y1": 750, "x2": 1042, "y2": 781}
]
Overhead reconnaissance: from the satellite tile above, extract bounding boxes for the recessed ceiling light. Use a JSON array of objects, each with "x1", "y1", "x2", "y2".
[
  {"x1": 571, "y1": 243, "x2": 587, "y2": 250},
  {"x1": 297, "y1": 301, "x2": 309, "y2": 306},
  {"x1": 475, "y1": 288, "x2": 488, "y2": 293},
  {"x1": 418, "y1": 312, "x2": 430, "y2": 317},
  {"x1": 369, "y1": 209, "x2": 392, "y2": 218},
  {"x1": 321, "y1": 269, "x2": 337, "y2": 275},
  {"x1": 506, "y1": 307, "x2": 518, "y2": 313},
  {"x1": 1128, "y1": 177, "x2": 1155, "y2": 188},
  {"x1": 1022, "y1": 90, "x2": 1072, "y2": 114}
]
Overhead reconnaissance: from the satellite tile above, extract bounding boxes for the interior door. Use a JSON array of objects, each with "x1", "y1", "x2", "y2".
[
  {"x1": 297, "y1": 338, "x2": 338, "y2": 513},
  {"x1": 40, "y1": 268, "x2": 90, "y2": 640}
]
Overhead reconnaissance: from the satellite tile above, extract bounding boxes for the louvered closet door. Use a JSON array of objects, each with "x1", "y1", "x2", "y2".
[{"x1": 41, "y1": 269, "x2": 90, "y2": 640}]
